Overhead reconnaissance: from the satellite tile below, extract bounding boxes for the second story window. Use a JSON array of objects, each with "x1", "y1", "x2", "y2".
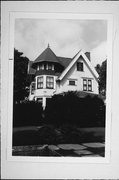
[
  {"x1": 46, "y1": 76, "x2": 54, "y2": 89},
  {"x1": 77, "y1": 62, "x2": 83, "y2": 71},
  {"x1": 88, "y1": 79, "x2": 92, "y2": 91},
  {"x1": 83, "y1": 79, "x2": 92, "y2": 92},
  {"x1": 37, "y1": 76, "x2": 43, "y2": 89}
]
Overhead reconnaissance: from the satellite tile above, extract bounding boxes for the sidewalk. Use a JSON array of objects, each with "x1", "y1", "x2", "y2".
[{"x1": 12, "y1": 142, "x2": 105, "y2": 157}]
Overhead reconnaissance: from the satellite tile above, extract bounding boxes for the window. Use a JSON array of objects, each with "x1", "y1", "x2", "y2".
[
  {"x1": 46, "y1": 76, "x2": 54, "y2": 89},
  {"x1": 46, "y1": 64, "x2": 54, "y2": 70},
  {"x1": 77, "y1": 62, "x2": 83, "y2": 71},
  {"x1": 37, "y1": 76, "x2": 43, "y2": 89},
  {"x1": 69, "y1": 80, "x2": 76, "y2": 86},
  {"x1": 83, "y1": 79, "x2": 87, "y2": 91},
  {"x1": 37, "y1": 65, "x2": 39, "y2": 71},
  {"x1": 39, "y1": 64, "x2": 44, "y2": 70},
  {"x1": 31, "y1": 82, "x2": 35, "y2": 94},
  {"x1": 88, "y1": 79, "x2": 92, "y2": 91},
  {"x1": 83, "y1": 79, "x2": 92, "y2": 91}
]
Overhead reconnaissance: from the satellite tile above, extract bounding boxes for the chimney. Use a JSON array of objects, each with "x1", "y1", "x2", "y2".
[{"x1": 85, "y1": 52, "x2": 90, "y2": 61}]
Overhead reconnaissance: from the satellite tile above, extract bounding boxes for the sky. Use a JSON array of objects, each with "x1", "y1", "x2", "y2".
[{"x1": 15, "y1": 19, "x2": 107, "y2": 67}]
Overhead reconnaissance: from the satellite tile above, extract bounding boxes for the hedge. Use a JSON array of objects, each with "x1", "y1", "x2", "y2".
[
  {"x1": 13, "y1": 101, "x2": 43, "y2": 127},
  {"x1": 44, "y1": 91, "x2": 105, "y2": 127}
]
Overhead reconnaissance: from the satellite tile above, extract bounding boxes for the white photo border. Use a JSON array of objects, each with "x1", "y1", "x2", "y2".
[{"x1": 7, "y1": 12, "x2": 113, "y2": 163}]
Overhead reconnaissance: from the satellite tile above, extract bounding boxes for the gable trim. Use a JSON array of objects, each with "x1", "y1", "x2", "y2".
[{"x1": 58, "y1": 50, "x2": 99, "y2": 82}]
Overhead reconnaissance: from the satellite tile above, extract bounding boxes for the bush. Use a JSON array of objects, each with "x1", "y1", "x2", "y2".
[
  {"x1": 13, "y1": 101, "x2": 43, "y2": 127},
  {"x1": 45, "y1": 91, "x2": 105, "y2": 127},
  {"x1": 58, "y1": 124, "x2": 81, "y2": 143},
  {"x1": 38, "y1": 125, "x2": 62, "y2": 144}
]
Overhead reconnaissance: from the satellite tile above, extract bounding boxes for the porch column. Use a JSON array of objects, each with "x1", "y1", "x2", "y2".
[{"x1": 42, "y1": 97, "x2": 46, "y2": 110}]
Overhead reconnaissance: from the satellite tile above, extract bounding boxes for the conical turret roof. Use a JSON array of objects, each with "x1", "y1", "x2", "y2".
[{"x1": 33, "y1": 44, "x2": 61, "y2": 65}]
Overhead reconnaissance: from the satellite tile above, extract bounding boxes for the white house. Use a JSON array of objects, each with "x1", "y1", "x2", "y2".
[{"x1": 28, "y1": 44, "x2": 99, "y2": 109}]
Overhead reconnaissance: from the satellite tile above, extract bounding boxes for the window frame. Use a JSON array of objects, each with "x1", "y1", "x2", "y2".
[
  {"x1": 46, "y1": 64, "x2": 54, "y2": 71},
  {"x1": 88, "y1": 79, "x2": 92, "y2": 91},
  {"x1": 83, "y1": 79, "x2": 92, "y2": 92},
  {"x1": 83, "y1": 79, "x2": 87, "y2": 91},
  {"x1": 46, "y1": 76, "x2": 54, "y2": 89},
  {"x1": 37, "y1": 76, "x2": 43, "y2": 89},
  {"x1": 77, "y1": 62, "x2": 84, "y2": 71},
  {"x1": 31, "y1": 82, "x2": 36, "y2": 94},
  {"x1": 69, "y1": 80, "x2": 76, "y2": 86}
]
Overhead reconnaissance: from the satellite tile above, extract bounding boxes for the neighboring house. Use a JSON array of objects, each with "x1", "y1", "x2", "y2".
[{"x1": 28, "y1": 44, "x2": 99, "y2": 109}]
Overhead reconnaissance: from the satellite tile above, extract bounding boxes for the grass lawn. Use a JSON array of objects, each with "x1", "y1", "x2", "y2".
[{"x1": 13, "y1": 125, "x2": 105, "y2": 146}]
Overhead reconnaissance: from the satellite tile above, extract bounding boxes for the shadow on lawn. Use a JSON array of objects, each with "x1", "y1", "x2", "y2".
[{"x1": 13, "y1": 125, "x2": 105, "y2": 146}]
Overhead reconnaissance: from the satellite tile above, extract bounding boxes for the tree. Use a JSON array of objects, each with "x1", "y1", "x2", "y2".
[
  {"x1": 14, "y1": 49, "x2": 29, "y2": 103},
  {"x1": 95, "y1": 60, "x2": 107, "y2": 96}
]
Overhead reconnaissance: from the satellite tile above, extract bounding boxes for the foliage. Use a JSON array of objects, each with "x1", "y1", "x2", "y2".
[
  {"x1": 95, "y1": 60, "x2": 107, "y2": 96},
  {"x1": 38, "y1": 125, "x2": 62, "y2": 145},
  {"x1": 13, "y1": 125, "x2": 105, "y2": 146},
  {"x1": 58, "y1": 124, "x2": 81, "y2": 143},
  {"x1": 13, "y1": 101, "x2": 43, "y2": 127},
  {"x1": 45, "y1": 91, "x2": 105, "y2": 127},
  {"x1": 14, "y1": 49, "x2": 29, "y2": 103}
]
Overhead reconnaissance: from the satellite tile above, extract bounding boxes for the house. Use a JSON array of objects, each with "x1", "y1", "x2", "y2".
[{"x1": 28, "y1": 44, "x2": 99, "y2": 109}]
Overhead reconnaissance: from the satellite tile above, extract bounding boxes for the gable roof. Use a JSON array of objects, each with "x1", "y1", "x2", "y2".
[
  {"x1": 58, "y1": 50, "x2": 99, "y2": 82},
  {"x1": 28, "y1": 46, "x2": 98, "y2": 80}
]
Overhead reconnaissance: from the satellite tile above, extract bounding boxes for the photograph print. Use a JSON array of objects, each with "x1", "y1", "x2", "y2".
[{"x1": 12, "y1": 14, "x2": 108, "y2": 158}]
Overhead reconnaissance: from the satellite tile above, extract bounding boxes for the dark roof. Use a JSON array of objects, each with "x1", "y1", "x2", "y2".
[
  {"x1": 57, "y1": 56, "x2": 72, "y2": 68},
  {"x1": 33, "y1": 46, "x2": 60, "y2": 65},
  {"x1": 28, "y1": 46, "x2": 91, "y2": 75}
]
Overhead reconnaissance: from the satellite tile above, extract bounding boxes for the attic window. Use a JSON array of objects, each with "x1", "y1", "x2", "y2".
[
  {"x1": 77, "y1": 62, "x2": 83, "y2": 71},
  {"x1": 39, "y1": 64, "x2": 44, "y2": 70},
  {"x1": 46, "y1": 64, "x2": 54, "y2": 70}
]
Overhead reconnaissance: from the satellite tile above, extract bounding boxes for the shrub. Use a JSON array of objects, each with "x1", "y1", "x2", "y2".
[
  {"x1": 13, "y1": 101, "x2": 43, "y2": 127},
  {"x1": 13, "y1": 130, "x2": 40, "y2": 146},
  {"x1": 38, "y1": 125, "x2": 62, "y2": 145},
  {"x1": 45, "y1": 91, "x2": 105, "y2": 127},
  {"x1": 58, "y1": 124, "x2": 81, "y2": 143}
]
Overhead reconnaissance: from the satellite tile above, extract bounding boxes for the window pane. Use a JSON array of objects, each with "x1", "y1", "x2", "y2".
[
  {"x1": 83, "y1": 85, "x2": 87, "y2": 91},
  {"x1": 88, "y1": 80, "x2": 92, "y2": 91},
  {"x1": 88, "y1": 86, "x2": 92, "y2": 91},
  {"x1": 88, "y1": 80, "x2": 91, "y2": 85},
  {"x1": 83, "y1": 80, "x2": 87, "y2": 85}
]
